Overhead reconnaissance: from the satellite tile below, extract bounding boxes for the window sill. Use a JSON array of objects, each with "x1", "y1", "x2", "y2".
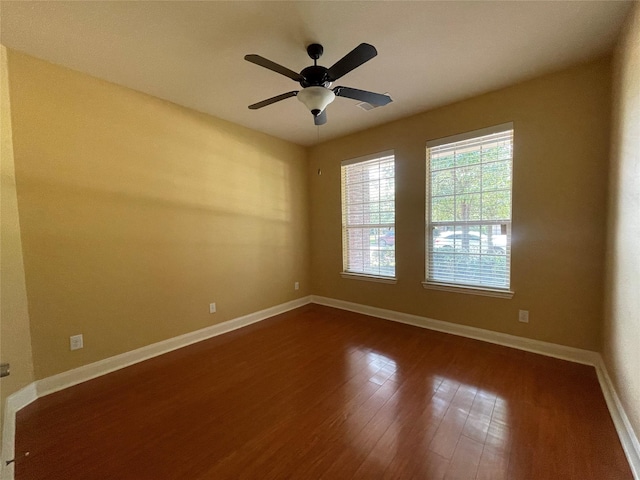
[
  {"x1": 341, "y1": 272, "x2": 397, "y2": 284},
  {"x1": 422, "y1": 281, "x2": 514, "y2": 299}
]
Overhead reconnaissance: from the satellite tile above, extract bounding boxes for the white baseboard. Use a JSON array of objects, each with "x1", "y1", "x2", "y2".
[
  {"x1": 595, "y1": 358, "x2": 640, "y2": 479},
  {"x1": 311, "y1": 295, "x2": 600, "y2": 365},
  {"x1": 0, "y1": 296, "x2": 311, "y2": 480},
  {"x1": 311, "y1": 295, "x2": 639, "y2": 480}
]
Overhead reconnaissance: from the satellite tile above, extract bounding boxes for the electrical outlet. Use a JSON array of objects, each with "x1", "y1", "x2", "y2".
[
  {"x1": 518, "y1": 310, "x2": 529, "y2": 323},
  {"x1": 0, "y1": 363, "x2": 9, "y2": 378},
  {"x1": 294, "y1": 282, "x2": 299, "y2": 290},
  {"x1": 70, "y1": 334, "x2": 84, "y2": 350},
  {"x1": 209, "y1": 303, "x2": 217, "y2": 314}
]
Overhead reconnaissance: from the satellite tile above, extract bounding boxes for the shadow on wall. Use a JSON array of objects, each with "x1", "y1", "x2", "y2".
[{"x1": 8, "y1": 50, "x2": 309, "y2": 378}]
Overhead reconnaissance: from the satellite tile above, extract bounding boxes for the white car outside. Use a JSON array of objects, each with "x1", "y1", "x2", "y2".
[{"x1": 434, "y1": 231, "x2": 506, "y2": 254}]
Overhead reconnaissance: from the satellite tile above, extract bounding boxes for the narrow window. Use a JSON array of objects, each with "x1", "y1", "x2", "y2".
[
  {"x1": 341, "y1": 151, "x2": 395, "y2": 281},
  {"x1": 425, "y1": 124, "x2": 513, "y2": 296}
]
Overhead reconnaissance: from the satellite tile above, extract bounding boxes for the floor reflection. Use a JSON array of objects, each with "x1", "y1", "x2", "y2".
[
  {"x1": 346, "y1": 348, "x2": 511, "y2": 478},
  {"x1": 365, "y1": 350, "x2": 398, "y2": 385}
]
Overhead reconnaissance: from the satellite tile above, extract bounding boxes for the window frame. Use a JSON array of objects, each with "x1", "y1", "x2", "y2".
[
  {"x1": 340, "y1": 150, "x2": 397, "y2": 283},
  {"x1": 423, "y1": 123, "x2": 514, "y2": 298}
]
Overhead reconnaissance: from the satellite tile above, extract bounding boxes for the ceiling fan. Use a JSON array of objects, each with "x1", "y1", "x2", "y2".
[{"x1": 244, "y1": 43, "x2": 392, "y2": 125}]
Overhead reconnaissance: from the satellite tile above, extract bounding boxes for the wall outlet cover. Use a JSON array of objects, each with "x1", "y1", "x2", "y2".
[
  {"x1": 518, "y1": 310, "x2": 530, "y2": 323},
  {"x1": 70, "y1": 334, "x2": 84, "y2": 350}
]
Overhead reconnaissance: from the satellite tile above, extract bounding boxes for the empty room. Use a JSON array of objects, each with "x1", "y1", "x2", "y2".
[{"x1": 1, "y1": 1, "x2": 638, "y2": 479}]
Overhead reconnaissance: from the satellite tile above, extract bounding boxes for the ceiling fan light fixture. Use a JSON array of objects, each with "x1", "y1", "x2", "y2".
[{"x1": 297, "y1": 86, "x2": 335, "y2": 116}]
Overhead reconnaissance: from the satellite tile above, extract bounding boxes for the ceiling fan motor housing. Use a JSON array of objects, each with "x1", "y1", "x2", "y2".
[
  {"x1": 300, "y1": 66, "x2": 331, "y2": 88},
  {"x1": 301, "y1": 44, "x2": 332, "y2": 88}
]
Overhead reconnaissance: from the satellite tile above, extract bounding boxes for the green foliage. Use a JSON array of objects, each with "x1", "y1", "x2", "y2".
[{"x1": 429, "y1": 144, "x2": 512, "y2": 223}]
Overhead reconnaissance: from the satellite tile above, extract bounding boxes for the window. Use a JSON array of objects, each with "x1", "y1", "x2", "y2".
[
  {"x1": 425, "y1": 124, "x2": 513, "y2": 297},
  {"x1": 341, "y1": 151, "x2": 395, "y2": 281}
]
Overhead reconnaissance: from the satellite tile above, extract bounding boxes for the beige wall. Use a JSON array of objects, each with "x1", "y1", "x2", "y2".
[
  {"x1": 604, "y1": 1, "x2": 640, "y2": 443},
  {"x1": 6, "y1": 50, "x2": 309, "y2": 380},
  {"x1": 0, "y1": 46, "x2": 35, "y2": 435},
  {"x1": 309, "y1": 58, "x2": 612, "y2": 351}
]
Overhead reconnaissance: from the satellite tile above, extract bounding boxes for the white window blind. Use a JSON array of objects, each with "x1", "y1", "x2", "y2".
[
  {"x1": 426, "y1": 125, "x2": 513, "y2": 291},
  {"x1": 341, "y1": 152, "x2": 395, "y2": 278}
]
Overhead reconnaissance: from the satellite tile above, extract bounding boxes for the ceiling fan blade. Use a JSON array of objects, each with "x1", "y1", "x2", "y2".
[
  {"x1": 244, "y1": 54, "x2": 304, "y2": 82},
  {"x1": 334, "y1": 86, "x2": 392, "y2": 106},
  {"x1": 248, "y1": 91, "x2": 298, "y2": 110},
  {"x1": 314, "y1": 110, "x2": 327, "y2": 126},
  {"x1": 326, "y1": 43, "x2": 377, "y2": 81}
]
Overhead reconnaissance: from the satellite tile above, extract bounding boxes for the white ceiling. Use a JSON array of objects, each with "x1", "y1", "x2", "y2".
[{"x1": 0, "y1": 1, "x2": 633, "y2": 146}]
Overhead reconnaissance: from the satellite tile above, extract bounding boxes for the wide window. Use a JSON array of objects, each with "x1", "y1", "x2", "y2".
[
  {"x1": 425, "y1": 124, "x2": 513, "y2": 296},
  {"x1": 341, "y1": 151, "x2": 395, "y2": 281}
]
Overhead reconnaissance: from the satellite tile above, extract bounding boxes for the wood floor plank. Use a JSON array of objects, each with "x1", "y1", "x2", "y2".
[
  {"x1": 444, "y1": 434, "x2": 484, "y2": 479},
  {"x1": 476, "y1": 444, "x2": 510, "y2": 480},
  {"x1": 428, "y1": 383, "x2": 477, "y2": 459},
  {"x1": 14, "y1": 304, "x2": 633, "y2": 480}
]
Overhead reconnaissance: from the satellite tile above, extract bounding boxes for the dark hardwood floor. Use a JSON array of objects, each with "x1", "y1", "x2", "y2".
[{"x1": 15, "y1": 304, "x2": 632, "y2": 479}]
